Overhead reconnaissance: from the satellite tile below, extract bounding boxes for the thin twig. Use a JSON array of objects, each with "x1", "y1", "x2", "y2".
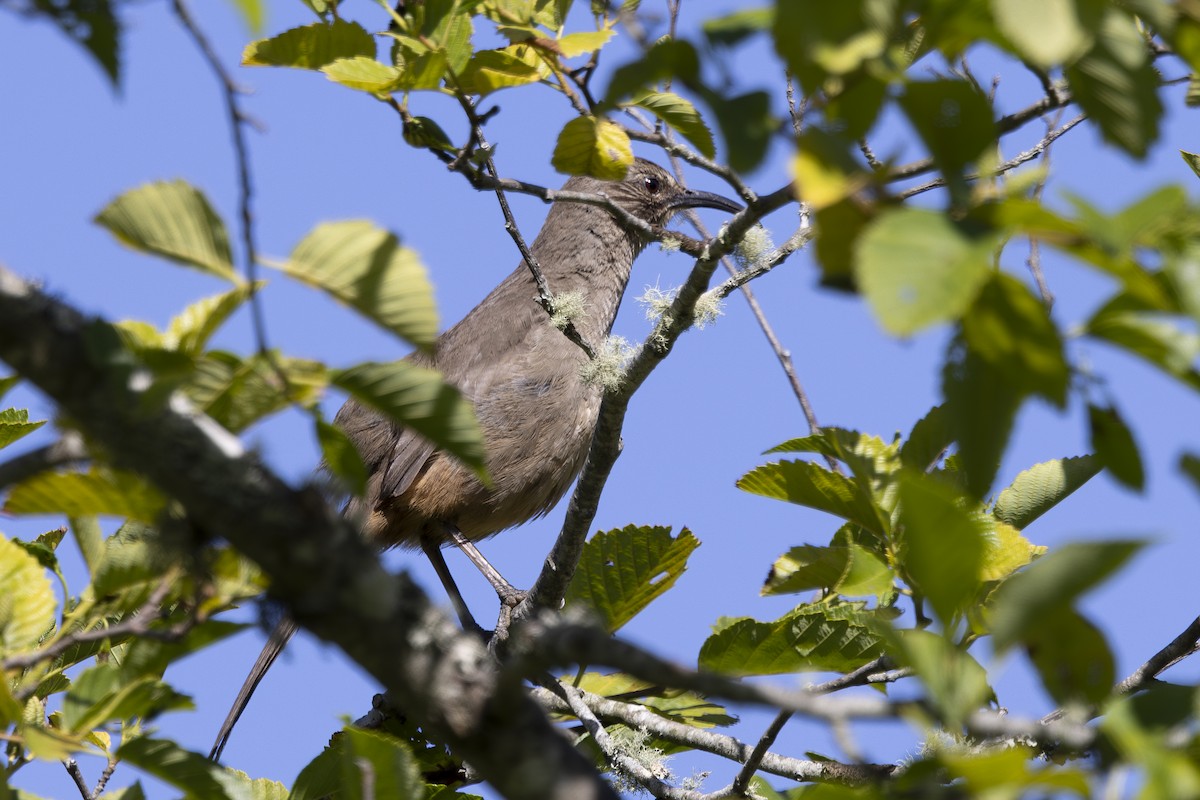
[
  {"x1": 91, "y1": 759, "x2": 118, "y2": 799},
  {"x1": 64, "y1": 759, "x2": 92, "y2": 800},
  {"x1": 1026, "y1": 112, "x2": 1061, "y2": 308},
  {"x1": 0, "y1": 431, "x2": 88, "y2": 490},
  {"x1": 1115, "y1": 615, "x2": 1200, "y2": 696}
]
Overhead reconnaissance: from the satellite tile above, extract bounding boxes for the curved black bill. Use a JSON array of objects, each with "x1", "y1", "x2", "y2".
[{"x1": 667, "y1": 188, "x2": 743, "y2": 214}]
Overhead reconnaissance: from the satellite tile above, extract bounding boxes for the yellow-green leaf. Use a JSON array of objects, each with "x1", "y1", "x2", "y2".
[
  {"x1": 243, "y1": 19, "x2": 375, "y2": 70},
  {"x1": 556, "y1": 29, "x2": 615, "y2": 58},
  {"x1": 95, "y1": 181, "x2": 236, "y2": 282},
  {"x1": 980, "y1": 520, "x2": 1044, "y2": 582},
  {"x1": 0, "y1": 536, "x2": 55, "y2": 654},
  {"x1": 322, "y1": 56, "x2": 403, "y2": 94},
  {"x1": 551, "y1": 116, "x2": 633, "y2": 180},
  {"x1": 4, "y1": 469, "x2": 165, "y2": 523},
  {"x1": 456, "y1": 45, "x2": 543, "y2": 95},
  {"x1": 993, "y1": 456, "x2": 1100, "y2": 530},
  {"x1": 164, "y1": 283, "x2": 263, "y2": 355},
  {"x1": 0, "y1": 408, "x2": 46, "y2": 450},
  {"x1": 630, "y1": 91, "x2": 715, "y2": 159}
]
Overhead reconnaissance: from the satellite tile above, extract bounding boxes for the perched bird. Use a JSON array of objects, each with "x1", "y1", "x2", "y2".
[{"x1": 210, "y1": 159, "x2": 741, "y2": 761}]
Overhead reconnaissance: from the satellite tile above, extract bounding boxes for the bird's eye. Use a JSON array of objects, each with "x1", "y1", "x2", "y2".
[{"x1": 643, "y1": 175, "x2": 662, "y2": 194}]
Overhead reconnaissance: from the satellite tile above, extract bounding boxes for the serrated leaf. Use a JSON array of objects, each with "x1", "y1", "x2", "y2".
[
  {"x1": 698, "y1": 603, "x2": 883, "y2": 676},
  {"x1": 0, "y1": 536, "x2": 56, "y2": 654},
  {"x1": 243, "y1": 19, "x2": 375, "y2": 69},
  {"x1": 456, "y1": 45, "x2": 544, "y2": 94},
  {"x1": 95, "y1": 181, "x2": 236, "y2": 282},
  {"x1": 331, "y1": 362, "x2": 485, "y2": 476},
  {"x1": 568, "y1": 673, "x2": 734, "y2": 727},
  {"x1": 4, "y1": 469, "x2": 164, "y2": 522},
  {"x1": 565, "y1": 526, "x2": 699, "y2": 632},
  {"x1": 630, "y1": 91, "x2": 715, "y2": 159},
  {"x1": 899, "y1": 472, "x2": 988, "y2": 623},
  {"x1": 764, "y1": 544, "x2": 893, "y2": 600},
  {"x1": 856, "y1": 208, "x2": 995, "y2": 336},
  {"x1": 979, "y1": 520, "x2": 1044, "y2": 582},
  {"x1": 283, "y1": 220, "x2": 437, "y2": 350},
  {"x1": 164, "y1": 283, "x2": 262, "y2": 355},
  {"x1": 551, "y1": 116, "x2": 633, "y2": 180},
  {"x1": 1089, "y1": 403, "x2": 1145, "y2": 490},
  {"x1": 990, "y1": 539, "x2": 1144, "y2": 650},
  {"x1": 322, "y1": 56, "x2": 403, "y2": 93},
  {"x1": 119, "y1": 737, "x2": 242, "y2": 800},
  {"x1": 1064, "y1": 9, "x2": 1162, "y2": 158},
  {"x1": 0, "y1": 408, "x2": 46, "y2": 449},
  {"x1": 737, "y1": 460, "x2": 889, "y2": 535},
  {"x1": 993, "y1": 456, "x2": 1100, "y2": 529},
  {"x1": 766, "y1": 427, "x2": 899, "y2": 484}
]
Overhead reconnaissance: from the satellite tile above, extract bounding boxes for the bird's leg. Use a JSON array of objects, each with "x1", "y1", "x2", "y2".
[
  {"x1": 420, "y1": 538, "x2": 487, "y2": 638},
  {"x1": 446, "y1": 526, "x2": 527, "y2": 608}
]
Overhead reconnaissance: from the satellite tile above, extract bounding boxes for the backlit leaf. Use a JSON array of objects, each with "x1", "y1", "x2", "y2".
[
  {"x1": 0, "y1": 408, "x2": 46, "y2": 449},
  {"x1": 738, "y1": 460, "x2": 889, "y2": 535},
  {"x1": 551, "y1": 116, "x2": 633, "y2": 180},
  {"x1": 0, "y1": 535, "x2": 56, "y2": 654},
  {"x1": 243, "y1": 19, "x2": 375, "y2": 69},
  {"x1": 5, "y1": 469, "x2": 164, "y2": 523}
]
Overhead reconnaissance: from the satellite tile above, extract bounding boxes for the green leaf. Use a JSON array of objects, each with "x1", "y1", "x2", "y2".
[
  {"x1": 95, "y1": 181, "x2": 236, "y2": 282},
  {"x1": 316, "y1": 415, "x2": 368, "y2": 496},
  {"x1": 555, "y1": 29, "x2": 616, "y2": 58},
  {"x1": 940, "y1": 745, "x2": 1090, "y2": 796},
  {"x1": 737, "y1": 460, "x2": 889, "y2": 536},
  {"x1": 604, "y1": 39, "x2": 700, "y2": 104},
  {"x1": 898, "y1": 80, "x2": 995, "y2": 201},
  {"x1": 813, "y1": 198, "x2": 871, "y2": 290},
  {"x1": 290, "y1": 744, "x2": 342, "y2": 800},
  {"x1": 63, "y1": 665, "x2": 191, "y2": 733},
  {"x1": 455, "y1": 45, "x2": 544, "y2": 95},
  {"x1": 322, "y1": 56, "x2": 403, "y2": 93},
  {"x1": 942, "y1": 333, "x2": 1023, "y2": 499},
  {"x1": 242, "y1": 19, "x2": 375, "y2": 69},
  {"x1": 961, "y1": 273, "x2": 1069, "y2": 406},
  {"x1": 228, "y1": 0, "x2": 265, "y2": 33},
  {"x1": 699, "y1": 603, "x2": 884, "y2": 676},
  {"x1": 0, "y1": 535, "x2": 56, "y2": 654},
  {"x1": 1088, "y1": 403, "x2": 1145, "y2": 490},
  {"x1": 28, "y1": 0, "x2": 120, "y2": 86},
  {"x1": 118, "y1": 737, "x2": 242, "y2": 800},
  {"x1": 394, "y1": 47, "x2": 449, "y2": 91},
  {"x1": 1183, "y1": 150, "x2": 1200, "y2": 180},
  {"x1": 564, "y1": 526, "x2": 699, "y2": 633},
  {"x1": 339, "y1": 728, "x2": 425, "y2": 800},
  {"x1": 331, "y1": 361, "x2": 485, "y2": 477},
  {"x1": 765, "y1": 427, "x2": 899, "y2": 484},
  {"x1": 551, "y1": 116, "x2": 634, "y2": 180},
  {"x1": 187, "y1": 351, "x2": 327, "y2": 433},
  {"x1": 898, "y1": 473, "x2": 988, "y2": 623},
  {"x1": 991, "y1": 0, "x2": 1095, "y2": 67},
  {"x1": 706, "y1": 91, "x2": 774, "y2": 174},
  {"x1": 763, "y1": 544, "x2": 893, "y2": 601},
  {"x1": 164, "y1": 283, "x2": 262, "y2": 356},
  {"x1": 980, "y1": 521, "x2": 1044, "y2": 582},
  {"x1": 856, "y1": 208, "x2": 994, "y2": 336},
  {"x1": 990, "y1": 539, "x2": 1144, "y2": 650},
  {"x1": 890, "y1": 629, "x2": 991, "y2": 727},
  {"x1": 283, "y1": 220, "x2": 437, "y2": 350},
  {"x1": 4, "y1": 469, "x2": 164, "y2": 522},
  {"x1": 1024, "y1": 607, "x2": 1114, "y2": 705},
  {"x1": 92, "y1": 522, "x2": 159, "y2": 597},
  {"x1": 569, "y1": 673, "x2": 735, "y2": 727},
  {"x1": 1086, "y1": 309, "x2": 1200, "y2": 393},
  {"x1": 0, "y1": 408, "x2": 46, "y2": 449},
  {"x1": 1102, "y1": 686, "x2": 1200, "y2": 798},
  {"x1": 704, "y1": 7, "x2": 773, "y2": 47},
  {"x1": 403, "y1": 115, "x2": 456, "y2": 152},
  {"x1": 993, "y1": 456, "x2": 1100, "y2": 529},
  {"x1": 1182, "y1": 452, "x2": 1200, "y2": 492},
  {"x1": 900, "y1": 404, "x2": 952, "y2": 472},
  {"x1": 0, "y1": 374, "x2": 19, "y2": 403},
  {"x1": 630, "y1": 91, "x2": 715, "y2": 159},
  {"x1": 773, "y1": 0, "x2": 890, "y2": 94},
  {"x1": 1064, "y1": 9, "x2": 1162, "y2": 158}
]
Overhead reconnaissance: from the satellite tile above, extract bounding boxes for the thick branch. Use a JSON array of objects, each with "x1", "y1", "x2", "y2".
[{"x1": 0, "y1": 267, "x2": 618, "y2": 800}]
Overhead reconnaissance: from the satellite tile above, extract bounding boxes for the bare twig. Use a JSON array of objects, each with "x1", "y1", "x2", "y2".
[
  {"x1": 0, "y1": 431, "x2": 88, "y2": 490},
  {"x1": 1026, "y1": 112, "x2": 1061, "y2": 307},
  {"x1": 64, "y1": 759, "x2": 92, "y2": 800},
  {"x1": 91, "y1": 759, "x2": 117, "y2": 799},
  {"x1": 1115, "y1": 615, "x2": 1200, "y2": 696}
]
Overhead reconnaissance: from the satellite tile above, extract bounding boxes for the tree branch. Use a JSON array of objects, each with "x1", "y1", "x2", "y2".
[{"x1": 0, "y1": 431, "x2": 88, "y2": 491}]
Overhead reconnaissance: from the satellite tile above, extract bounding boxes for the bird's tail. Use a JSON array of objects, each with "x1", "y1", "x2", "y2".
[{"x1": 209, "y1": 616, "x2": 298, "y2": 762}]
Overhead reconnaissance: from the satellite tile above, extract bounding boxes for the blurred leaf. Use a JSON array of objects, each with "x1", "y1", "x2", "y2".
[
  {"x1": 813, "y1": 198, "x2": 871, "y2": 290},
  {"x1": 1064, "y1": 9, "x2": 1162, "y2": 158},
  {"x1": 706, "y1": 90, "x2": 774, "y2": 174},
  {"x1": 699, "y1": 603, "x2": 883, "y2": 676},
  {"x1": 630, "y1": 91, "x2": 715, "y2": 159},
  {"x1": 316, "y1": 416, "x2": 368, "y2": 496},
  {"x1": 565, "y1": 526, "x2": 699, "y2": 633},
  {"x1": 19, "y1": 723, "x2": 86, "y2": 761},
  {"x1": 187, "y1": 351, "x2": 326, "y2": 433},
  {"x1": 898, "y1": 80, "x2": 995, "y2": 202},
  {"x1": 95, "y1": 181, "x2": 236, "y2": 282},
  {"x1": 900, "y1": 404, "x2": 952, "y2": 472},
  {"x1": 568, "y1": 673, "x2": 734, "y2": 727},
  {"x1": 119, "y1": 737, "x2": 243, "y2": 800},
  {"x1": 703, "y1": 7, "x2": 772, "y2": 47},
  {"x1": 991, "y1": 0, "x2": 1095, "y2": 67},
  {"x1": 856, "y1": 208, "x2": 994, "y2": 336},
  {"x1": 456, "y1": 45, "x2": 544, "y2": 94},
  {"x1": 92, "y1": 522, "x2": 159, "y2": 597},
  {"x1": 763, "y1": 543, "x2": 893, "y2": 600},
  {"x1": 322, "y1": 56, "x2": 403, "y2": 93},
  {"x1": 993, "y1": 456, "x2": 1100, "y2": 529},
  {"x1": 773, "y1": 0, "x2": 891, "y2": 94},
  {"x1": 1181, "y1": 452, "x2": 1200, "y2": 492},
  {"x1": 962, "y1": 273, "x2": 1069, "y2": 406},
  {"x1": 228, "y1": 0, "x2": 265, "y2": 33},
  {"x1": 339, "y1": 728, "x2": 424, "y2": 800},
  {"x1": 164, "y1": 283, "x2": 262, "y2": 356},
  {"x1": 940, "y1": 744, "x2": 1090, "y2": 796},
  {"x1": 551, "y1": 116, "x2": 633, "y2": 180},
  {"x1": 29, "y1": 0, "x2": 120, "y2": 85},
  {"x1": 5, "y1": 469, "x2": 164, "y2": 523},
  {"x1": 791, "y1": 128, "x2": 869, "y2": 210},
  {"x1": 243, "y1": 19, "x2": 375, "y2": 69},
  {"x1": 738, "y1": 460, "x2": 889, "y2": 536},
  {"x1": 990, "y1": 539, "x2": 1144, "y2": 650},
  {"x1": 1086, "y1": 309, "x2": 1200, "y2": 394},
  {"x1": 331, "y1": 361, "x2": 485, "y2": 477},
  {"x1": 1101, "y1": 685, "x2": 1200, "y2": 798},
  {"x1": 890, "y1": 629, "x2": 991, "y2": 727},
  {"x1": 898, "y1": 472, "x2": 988, "y2": 623},
  {"x1": 1024, "y1": 607, "x2": 1114, "y2": 705},
  {"x1": 283, "y1": 220, "x2": 437, "y2": 350},
  {"x1": 63, "y1": 665, "x2": 191, "y2": 733},
  {"x1": 942, "y1": 333, "x2": 1023, "y2": 499},
  {"x1": 0, "y1": 408, "x2": 46, "y2": 449},
  {"x1": 1088, "y1": 403, "x2": 1145, "y2": 490},
  {"x1": 604, "y1": 39, "x2": 700, "y2": 104},
  {"x1": 0, "y1": 374, "x2": 18, "y2": 402},
  {"x1": 0, "y1": 536, "x2": 56, "y2": 654},
  {"x1": 70, "y1": 517, "x2": 105, "y2": 578}
]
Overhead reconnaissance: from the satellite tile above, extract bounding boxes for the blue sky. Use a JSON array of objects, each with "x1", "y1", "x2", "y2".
[{"x1": 3, "y1": 1, "x2": 1200, "y2": 796}]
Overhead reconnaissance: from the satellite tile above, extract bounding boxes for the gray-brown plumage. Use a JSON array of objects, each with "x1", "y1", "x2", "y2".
[{"x1": 209, "y1": 159, "x2": 740, "y2": 762}]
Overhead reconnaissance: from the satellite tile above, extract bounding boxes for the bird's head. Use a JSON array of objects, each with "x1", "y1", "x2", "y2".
[{"x1": 567, "y1": 158, "x2": 742, "y2": 227}]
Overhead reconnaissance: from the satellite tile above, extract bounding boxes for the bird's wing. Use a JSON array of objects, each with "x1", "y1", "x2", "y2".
[
  {"x1": 334, "y1": 398, "x2": 436, "y2": 504},
  {"x1": 378, "y1": 426, "x2": 436, "y2": 501}
]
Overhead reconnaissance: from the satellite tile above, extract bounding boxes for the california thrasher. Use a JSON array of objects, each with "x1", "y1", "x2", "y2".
[{"x1": 209, "y1": 159, "x2": 741, "y2": 761}]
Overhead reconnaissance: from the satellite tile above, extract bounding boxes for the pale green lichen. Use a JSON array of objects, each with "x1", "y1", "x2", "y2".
[
  {"x1": 579, "y1": 336, "x2": 635, "y2": 392},
  {"x1": 607, "y1": 727, "x2": 673, "y2": 795},
  {"x1": 733, "y1": 223, "x2": 775, "y2": 271},
  {"x1": 638, "y1": 284, "x2": 676, "y2": 323},
  {"x1": 692, "y1": 289, "x2": 724, "y2": 330},
  {"x1": 549, "y1": 290, "x2": 586, "y2": 330},
  {"x1": 658, "y1": 235, "x2": 681, "y2": 253}
]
